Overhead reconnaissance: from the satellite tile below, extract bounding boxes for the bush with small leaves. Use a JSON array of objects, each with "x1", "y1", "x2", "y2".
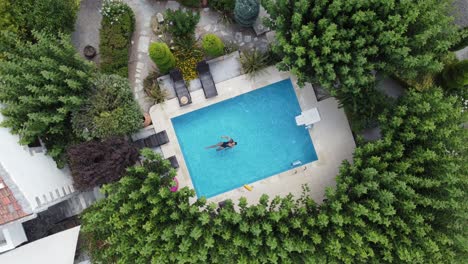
[
  {"x1": 165, "y1": 9, "x2": 200, "y2": 39},
  {"x1": 72, "y1": 74, "x2": 142, "y2": 140},
  {"x1": 149, "y1": 42, "x2": 176, "y2": 74},
  {"x1": 202, "y1": 34, "x2": 225, "y2": 57}
]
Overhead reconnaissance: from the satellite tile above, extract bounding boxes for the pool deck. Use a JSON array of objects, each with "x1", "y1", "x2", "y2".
[{"x1": 149, "y1": 66, "x2": 356, "y2": 205}]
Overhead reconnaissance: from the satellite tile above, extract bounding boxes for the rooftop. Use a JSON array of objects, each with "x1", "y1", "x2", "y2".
[{"x1": 0, "y1": 176, "x2": 29, "y2": 225}]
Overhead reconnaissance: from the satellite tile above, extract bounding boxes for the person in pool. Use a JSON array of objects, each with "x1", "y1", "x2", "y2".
[{"x1": 205, "y1": 136, "x2": 237, "y2": 151}]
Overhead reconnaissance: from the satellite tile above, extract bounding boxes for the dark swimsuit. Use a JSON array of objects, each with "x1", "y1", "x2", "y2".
[{"x1": 221, "y1": 142, "x2": 230, "y2": 148}]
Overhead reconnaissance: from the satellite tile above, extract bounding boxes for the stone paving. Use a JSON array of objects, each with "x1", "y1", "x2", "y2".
[{"x1": 71, "y1": 0, "x2": 102, "y2": 64}]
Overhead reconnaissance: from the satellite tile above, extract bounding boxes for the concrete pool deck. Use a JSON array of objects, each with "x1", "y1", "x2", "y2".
[{"x1": 149, "y1": 66, "x2": 356, "y2": 205}]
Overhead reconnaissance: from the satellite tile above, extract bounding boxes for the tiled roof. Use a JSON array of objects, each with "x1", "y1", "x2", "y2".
[{"x1": 0, "y1": 177, "x2": 29, "y2": 225}]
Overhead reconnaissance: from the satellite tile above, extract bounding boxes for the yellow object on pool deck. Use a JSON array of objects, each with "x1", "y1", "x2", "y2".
[{"x1": 244, "y1": 184, "x2": 253, "y2": 191}]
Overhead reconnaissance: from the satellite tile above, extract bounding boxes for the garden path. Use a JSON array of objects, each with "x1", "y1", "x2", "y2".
[
  {"x1": 123, "y1": 0, "x2": 271, "y2": 113},
  {"x1": 71, "y1": 0, "x2": 103, "y2": 64}
]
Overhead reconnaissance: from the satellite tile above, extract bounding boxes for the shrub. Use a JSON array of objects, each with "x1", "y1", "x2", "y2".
[
  {"x1": 441, "y1": 59, "x2": 468, "y2": 100},
  {"x1": 99, "y1": 0, "x2": 135, "y2": 77},
  {"x1": 240, "y1": 49, "x2": 268, "y2": 77},
  {"x1": 72, "y1": 74, "x2": 142, "y2": 140},
  {"x1": 209, "y1": 0, "x2": 235, "y2": 13},
  {"x1": 174, "y1": 46, "x2": 204, "y2": 81},
  {"x1": 164, "y1": 9, "x2": 200, "y2": 39},
  {"x1": 178, "y1": 0, "x2": 200, "y2": 8},
  {"x1": 149, "y1": 42, "x2": 176, "y2": 74},
  {"x1": 143, "y1": 71, "x2": 167, "y2": 103},
  {"x1": 67, "y1": 137, "x2": 139, "y2": 191},
  {"x1": 234, "y1": 0, "x2": 259, "y2": 27},
  {"x1": 202, "y1": 34, "x2": 225, "y2": 57}
]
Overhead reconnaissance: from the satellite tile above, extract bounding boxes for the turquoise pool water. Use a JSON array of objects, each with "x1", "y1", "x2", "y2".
[{"x1": 171, "y1": 79, "x2": 317, "y2": 198}]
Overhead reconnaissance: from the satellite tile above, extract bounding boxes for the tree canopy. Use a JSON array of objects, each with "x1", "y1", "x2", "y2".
[
  {"x1": 81, "y1": 87, "x2": 467, "y2": 263},
  {"x1": 67, "y1": 137, "x2": 139, "y2": 191},
  {"x1": 262, "y1": 0, "x2": 460, "y2": 93},
  {"x1": 0, "y1": 31, "x2": 95, "y2": 167}
]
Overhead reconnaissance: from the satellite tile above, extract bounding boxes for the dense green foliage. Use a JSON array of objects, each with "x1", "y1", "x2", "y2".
[
  {"x1": 210, "y1": 0, "x2": 235, "y2": 23},
  {"x1": 441, "y1": 59, "x2": 468, "y2": 100},
  {"x1": 210, "y1": 0, "x2": 235, "y2": 12},
  {"x1": 99, "y1": 1, "x2": 135, "y2": 77},
  {"x1": 202, "y1": 34, "x2": 225, "y2": 57},
  {"x1": 165, "y1": 9, "x2": 200, "y2": 39},
  {"x1": 68, "y1": 137, "x2": 139, "y2": 191},
  {"x1": 149, "y1": 42, "x2": 176, "y2": 74},
  {"x1": 0, "y1": 0, "x2": 79, "y2": 40},
  {"x1": 234, "y1": 0, "x2": 260, "y2": 27},
  {"x1": 178, "y1": 0, "x2": 200, "y2": 8},
  {"x1": 72, "y1": 74, "x2": 142, "y2": 140},
  {"x1": 209, "y1": 0, "x2": 235, "y2": 14},
  {"x1": 262, "y1": 0, "x2": 460, "y2": 127},
  {"x1": 0, "y1": 31, "x2": 95, "y2": 167},
  {"x1": 81, "y1": 87, "x2": 467, "y2": 263}
]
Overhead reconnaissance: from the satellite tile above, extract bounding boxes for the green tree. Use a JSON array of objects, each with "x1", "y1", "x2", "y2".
[
  {"x1": 262, "y1": 0, "x2": 460, "y2": 125},
  {"x1": 0, "y1": 31, "x2": 95, "y2": 167},
  {"x1": 1, "y1": 0, "x2": 79, "y2": 40},
  {"x1": 234, "y1": 0, "x2": 259, "y2": 27},
  {"x1": 149, "y1": 42, "x2": 176, "y2": 74},
  {"x1": 202, "y1": 34, "x2": 225, "y2": 57},
  {"x1": 72, "y1": 74, "x2": 142, "y2": 140}
]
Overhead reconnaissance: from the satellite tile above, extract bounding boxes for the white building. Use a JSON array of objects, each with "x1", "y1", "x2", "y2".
[
  {"x1": 0, "y1": 226, "x2": 81, "y2": 264},
  {"x1": 0, "y1": 113, "x2": 76, "y2": 253}
]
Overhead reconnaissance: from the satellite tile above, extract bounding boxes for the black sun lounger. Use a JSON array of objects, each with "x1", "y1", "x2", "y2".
[
  {"x1": 167, "y1": 155, "x2": 179, "y2": 169},
  {"x1": 170, "y1": 69, "x2": 192, "y2": 106},
  {"x1": 196, "y1": 61, "x2": 218, "y2": 98},
  {"x1": 134, "y1": 130, "x2": 169, "y2": 149}
]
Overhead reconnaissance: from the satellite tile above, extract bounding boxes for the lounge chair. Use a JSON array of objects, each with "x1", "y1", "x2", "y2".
[
  {"x1": 134, "y1": 130, "x2": 169, "y2": 149},
  {"x1": 196, "y1": 61, "x2": 218, "y2": 98},
  {"x1": 170, "y1": 69, "x2": 192, "y2": 106},
  {"x1": 167, "y1": 156, "x2": 179, "y2": 169}
]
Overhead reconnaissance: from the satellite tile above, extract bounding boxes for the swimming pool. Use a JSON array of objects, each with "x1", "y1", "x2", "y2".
[{"x1": 171, "y1": 79, "x2": 318, "y2": 198}]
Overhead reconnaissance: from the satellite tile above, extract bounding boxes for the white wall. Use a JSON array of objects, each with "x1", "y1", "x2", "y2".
[
  {"x1": 0, "y1": 223, "x2": 27, "y2": 252},
  {"x1": 0, "y1": 113, "x2": 75, "y2": 210}
]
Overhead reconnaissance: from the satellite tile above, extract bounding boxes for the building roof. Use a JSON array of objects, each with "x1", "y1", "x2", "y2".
[
  {"x1": 0, "y1": 226, "x2": 81, "y2": 264},
  {"x1": 0, "y1": 113, "x2": 75, "y2": 216},
  {"x1": 0, "y1": 176, "x2": 29, "y2": 225}
]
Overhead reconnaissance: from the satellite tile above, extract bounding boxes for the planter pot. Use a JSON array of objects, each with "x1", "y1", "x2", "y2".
[
  {"x1": 84, "y1": 45, "x2": 96, "y2": 59},
  {"x1": 143, "y1": 113, "x2": 152, "y2": 127}
]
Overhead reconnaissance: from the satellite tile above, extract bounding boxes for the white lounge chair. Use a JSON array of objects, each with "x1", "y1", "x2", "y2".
[{"x1": 295, "y1": 108, "x2": 321, "y2": 129}]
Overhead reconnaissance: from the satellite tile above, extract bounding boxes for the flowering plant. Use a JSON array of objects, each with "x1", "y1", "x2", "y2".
[
  {"x1": 174, "y1": 46, "x2": 204, "y2": 81},
  {"x1": 100, "y1": 0, "x2": 128, "y2": 23}
]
